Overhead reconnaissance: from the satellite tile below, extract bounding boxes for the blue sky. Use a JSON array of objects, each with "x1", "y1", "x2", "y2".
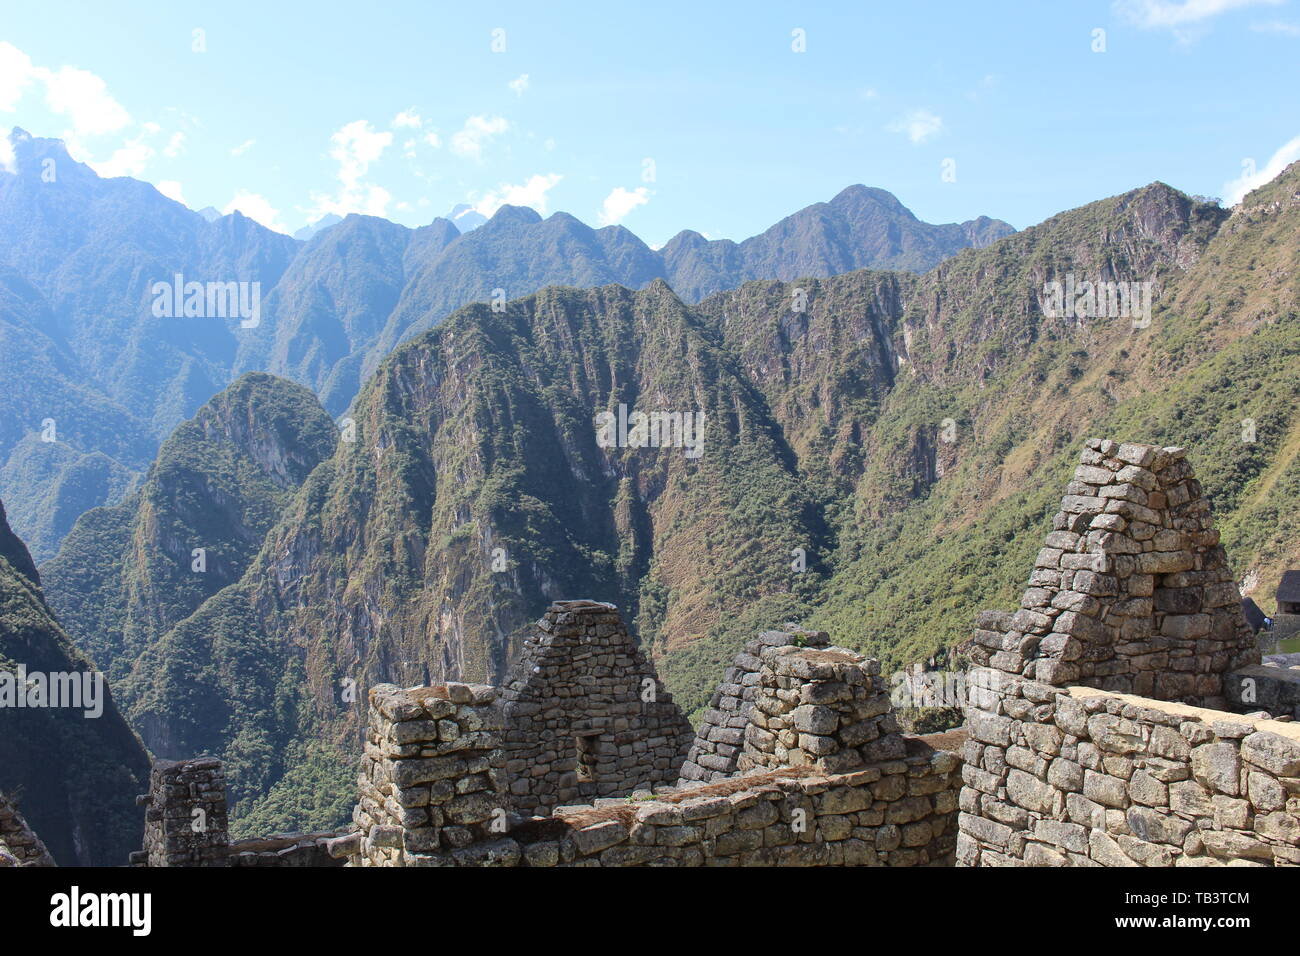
[{"x1": 3, "y1": 0, "x2": 1299, "y2": 244}]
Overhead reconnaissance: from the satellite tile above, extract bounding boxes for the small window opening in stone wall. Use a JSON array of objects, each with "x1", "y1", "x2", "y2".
[{"x1": 575, "y1": 733, "x2": 597, "y2": 786}]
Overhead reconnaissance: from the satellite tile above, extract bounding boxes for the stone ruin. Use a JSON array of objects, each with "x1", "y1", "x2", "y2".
[
  {"x1": 333, "y1": 627, "x2": 961, "y2": 867},
  {"x1": 958, "y1": 440, "x2": 1300, "y2": 867},
  {"x1": 497, "y1": 601, "x2": 695, "y2": 815},
  {"x1": 966, "y1": 440, "x2": 1257, "y2": 702},
  {"x1": 99, "y1": 600, "x2": 960, "y2": 867},
  {"x1": 738, "y1": 645, "x2": 906, "y2": 774},
  {"x1": 127, "y1": 757, "x2": 345, "y2": 867},
  {"x1": 135, "y1": 757, "x2": 230, "y2": 867},
  {"x1": 16, "y1": 440, "x2": 1299, "y2": 868},
  {"x1": 679, "y1": 628, "x2": 830, "y2": 782},
  {"x1": 0, "y1": 790, "x2": 54, "y2": 867}
]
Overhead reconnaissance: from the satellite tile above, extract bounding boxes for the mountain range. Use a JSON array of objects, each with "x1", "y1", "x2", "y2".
[
  {"x1": 8, "y1": 120, "x2": 1300, "y2": 851},
  {"x1": 0, "y1": 126, "x2": 1012, "y2": 564}
]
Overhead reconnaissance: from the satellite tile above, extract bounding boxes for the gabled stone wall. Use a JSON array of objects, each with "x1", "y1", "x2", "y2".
[
  {"x1": 965, "y1": 440, "x2": 1258, "y2": 705},
  {"x1": 958, "y1": 439, "x2": 1298, "y2": 867},
  {"x1": 498, "y1": 601, "x2": 694, "y2": 815}
]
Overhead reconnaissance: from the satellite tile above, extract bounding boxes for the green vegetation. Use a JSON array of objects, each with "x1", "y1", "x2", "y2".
[
  {"x1": 0, "y1": 499, "x2": 150, "y2": 865},
  {"x1": 16, "y1": 161, "x2": 1300, "y2": 841}
]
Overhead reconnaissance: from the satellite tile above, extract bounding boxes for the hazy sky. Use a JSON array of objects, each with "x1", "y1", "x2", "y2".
[{"x1": 3, "y1": 0, "x2": 1299, "y2": 243}]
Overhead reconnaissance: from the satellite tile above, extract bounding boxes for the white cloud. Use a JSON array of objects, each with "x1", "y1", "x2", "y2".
[
  {"x1": 472, "y1": 173, "x2": 563, "y2": 217},
  {"x1": 306, "y1": 119, "x2": 393, "y2": 219},
  {"x1": 1223, "y1": 134, "x2": 1300, "y2": 204},
  {"x1": 598, "y1": 186, "x2": 651, "y2": 226},
  {"x1": 223, "y1": 190, "x2": 288, "y2": 233},
  {"x1": 424, "y1": 132, "x2": 441, "y2": 148},
  {"x1": 451, "y1": 114, "x2": 508, "y2": 160},
  {"x1": 230, "y1": 139, "x2": 255, "y2": 157},
  {"x1": 42, "y1": 64, "x2": 131, "y2": 137},
  {"x1": 156, "y1": 180, "x2": 186, "y2": 204},
  {"x1": 0, "y1": 42, "x2": 36, "y2": 112},
  {"x1": 0, "y1": 40, "x2": 194, "y2": 183},
  {"x1": 0, "y1": 41, "x2": 132, "y2": 138},
  {"x1": 0, "y1": 135, "x2": 14, "y2": 174},
  {"x1": 888, "y1": 109, "x2": 943, "y2": 145},
  {"x1": 508, "y1": 74, "x2": 530, "y2": 96},
  {"x1": 393, "y1": 109, "x2": 422, "y2": 128},
  {"x1": 88, "y1": 135, "x2": 154, "y2": 177},
  {"x1": 1117, "y1": 0, "x2": 1282, "y2": 28},
  {"x1": 332, "y1": 120, "x2": 391, "y2": 183}
]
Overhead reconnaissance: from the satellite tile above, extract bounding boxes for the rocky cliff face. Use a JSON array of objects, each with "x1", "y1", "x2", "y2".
[
  {"x1": 41, "y1": 372, "x2": 337, "y2": 710},
  {"x1": 118, "y1": 280, "x2": 827, "y2": 830},
  {"x1": 0, "y1": 498, "x2": 150, "y2": 866},
  {"x1": 1, "y1": 125, "x2": 1012, "y2": 563}
]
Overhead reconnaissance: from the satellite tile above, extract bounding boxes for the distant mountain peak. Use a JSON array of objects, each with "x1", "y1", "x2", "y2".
[
  {"x1": 293, "y1": 213, "x2": 344, "y2": 242},
  {"x1": 486, "y1": 204, "x2": 544, "y2": 227},
  {"x1": 829, "y1": 183, "x2": 910, "y2": 212},
  {"x1": 448, "y1": 203, "x2": 488, "y2": 233}
]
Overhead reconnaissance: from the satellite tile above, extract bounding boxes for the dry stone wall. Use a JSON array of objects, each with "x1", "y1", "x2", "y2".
[
  {"x1": 679, "y1": 628, "x2": 829, "y2": 783},
  {"x1": 228, "y1": 832, "x2": 347, "y2": 867},
  {"x1": 958, "y1": 439, "x2": 1300, "y2": 867},
  {"x1": 342, "y1": 681, "x2": 510, "y2": 866},
  {"x1": 498, "y1": 601, "x2": 694, "y2": 815},
  {"x1": 338, "y1": 641, "x2": 963, "y2": 867},
  {"x1": 138, "y1": 756, "x2": 230, "y2": 867},
  {"x1": 966, "y1": 440, "x2": 1258, "y2": 705},
  {"x1": 1227, "y1": 653, "x2": 1300, "y2": 719},
  {"x1": 128, "y1": 754, "x2": 347, "y2": 866},
  {"x1": 0, "y1": 791, "x2": 55, "y2": 867},
  {"x1": 959, "y1": 675, "x2": 1300, "y2": 867},
  {"x1": 739, "y1": 645, "x2": 906, "y2": 773}
]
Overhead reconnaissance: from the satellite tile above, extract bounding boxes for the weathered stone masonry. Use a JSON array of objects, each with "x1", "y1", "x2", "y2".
[
  {"x1": 138, "y1": 757, "x2": 231, "y2": 867},
  {"x1": 738, "y1": 645, "x2": 905, "y2": 774},
  {"x1": 338, "y1": 639, "x2": 962, "y2": 867},
  {"x1": 679, "y1": 628, "x2": 830, "y2": 783},
  {"x1": 497, "y1": 600, "x2": 695, "y2": 816},
  {"x1": 965, "y1": 440, "x2": 1257, "y2": 703},
  {"x1": 958, "y1": 440, "x2": 1300, "y2": 866},
  {"x1": 960, "y1": 676, "x2": 1300, "y2": 866},
  {"x1": 130, "y1": 755, "x2": 345, "y2": 867}
]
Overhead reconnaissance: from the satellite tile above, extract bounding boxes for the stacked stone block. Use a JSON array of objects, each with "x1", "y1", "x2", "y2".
[
  {"x1": 959, "y1": 439, "x2": 1300, "y2": 867},
  {"x1": 967, "y1": 440, "x2": 1258, "y2": 706},
  {"x1": 139, "y1": 756, "x2": 230, "y2": 867},
  {"x1": 518, "y1": 741, "x2": 960, "y2": 867},
  {"x1": 344, "y1": 681, "x2": 513, "y2": 866},
  {"x1": 228, "y1": 831, "x2": 348, "y2": 867},
  {"x1": 679, "y1": 628, "x2": 830, "y2": 783},
  {"x1": 0, "y1": 791, "x2": 55, "y2": 867},
  {"x1": 497, "y1": 601, "x2": 694, "y2": 815},
  {"x1": 739, "y1": 645, "x2": 907, "y2": 774},
  {"x1": 958, "y1": 674, "x2": 1300, "y2": 867},
  {"x1": 335, "y1": 665, "x2": 962, "y2": 866}
]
